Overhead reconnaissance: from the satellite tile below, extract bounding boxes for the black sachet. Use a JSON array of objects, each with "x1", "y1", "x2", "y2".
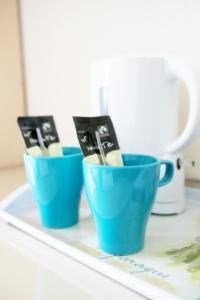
[
  {"x1": 17, "y1": 116, "x2": 63, "y2": 156},
  {"x1": 73, "y1": 115, "x2": 123, "y2": 165}
]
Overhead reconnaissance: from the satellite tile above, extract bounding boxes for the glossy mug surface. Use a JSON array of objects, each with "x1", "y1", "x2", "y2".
[
  {"x1": 83, "y1": 154, "x2": 174, "y2": 255},
  {"x1": 24, "y1": 147, "x2": 83, "y2": 229}
]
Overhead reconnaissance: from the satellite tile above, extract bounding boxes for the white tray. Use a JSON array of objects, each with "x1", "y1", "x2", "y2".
[{"x1": 0, "y1": 184, "x2": 200, "y2": 300}]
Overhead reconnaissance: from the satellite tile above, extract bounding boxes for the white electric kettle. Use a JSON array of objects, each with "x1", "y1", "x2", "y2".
[{"x1": 90, "y1": 57, "x2": 200, "y2": 215}]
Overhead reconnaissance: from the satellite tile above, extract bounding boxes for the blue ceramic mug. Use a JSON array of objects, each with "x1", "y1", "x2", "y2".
[
  {"x1": 83, "y1": 154, "x2": 174, "y2": 255},
  {"x1": 24, "y1": 147, "x2": 83, "y2": 229}
]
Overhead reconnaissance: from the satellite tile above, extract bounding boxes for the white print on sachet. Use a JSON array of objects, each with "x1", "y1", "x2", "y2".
[
  {"x1": 87, "y1": 142, "x2": 114, "y2": 152},
  {"x1": 23, "y1": 131, "x2": 31, "y2": 138},
  {"x1": 81, "y1": 134, "x2": 114, "y2": 151},
  {"x1": 29, "y1": 137, "x2": 38, "y2": 145},
  {"x1": 42, "y1": 122, "x2": 52, "y2": 132},
  {"x1": 101, "y1": 141, "x2": 114, "y2": 148},
  {"x1": 45, "y1": 135, "x2": 56, "y2": 142},
  {"x1": 87, "y1": 145, "x2": 99, "y2": 152},
  {"x1": 97, "y1": 124, "x2": 109, "y2": 137},
  {"x1": 81, "y1": 136, "x2": 88, "y2": 143}
]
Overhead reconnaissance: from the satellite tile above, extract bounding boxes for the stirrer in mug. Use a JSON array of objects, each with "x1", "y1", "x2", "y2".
[{"x1": 95, "y1": 130, "x2": 107, "y2": 165}]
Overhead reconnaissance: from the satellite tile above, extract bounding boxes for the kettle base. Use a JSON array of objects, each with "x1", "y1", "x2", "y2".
[{"x1": 152, "y1": 199, "x2": 186, "y2": 215}]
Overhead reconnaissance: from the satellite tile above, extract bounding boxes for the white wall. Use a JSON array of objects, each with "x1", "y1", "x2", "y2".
[{"x1": 19, "y1": 0, "x2": 200, "y2": 179}]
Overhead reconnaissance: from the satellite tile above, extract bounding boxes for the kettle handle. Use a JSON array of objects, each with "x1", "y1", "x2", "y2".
[{"x1": 164, "y1": 59, "x2": 200, "y2": 154}]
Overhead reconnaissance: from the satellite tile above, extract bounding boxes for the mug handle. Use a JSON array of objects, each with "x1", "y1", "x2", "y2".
[{"x1": 158, "y1": 160, "x2": 174, "y2": 187}]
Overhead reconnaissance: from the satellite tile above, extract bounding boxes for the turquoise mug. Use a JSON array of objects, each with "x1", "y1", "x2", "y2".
[
  {"x1": 83, "y1": 154, "x2": 174, "y2": 255},
  {"x1": 24, "y1": 147, "x2": 83, "y2": 229}
]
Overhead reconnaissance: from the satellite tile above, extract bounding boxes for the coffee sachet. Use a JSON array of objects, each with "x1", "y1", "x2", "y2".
[
  {"x1": 73, "y1": 115, "x2": 123, "y2": 166},
  {"x1": 17, "y1": 116, "x2": 63, "y2": 156}
]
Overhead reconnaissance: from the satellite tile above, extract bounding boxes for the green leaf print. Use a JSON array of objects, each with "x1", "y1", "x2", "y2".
[{"x1": 166, "y1": 238, "x2": 200, "y2": 273}]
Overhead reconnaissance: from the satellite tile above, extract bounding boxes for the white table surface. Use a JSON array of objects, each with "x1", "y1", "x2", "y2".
[{"x1": 0, "y1": 221, "x2": 146, "y2": 300}]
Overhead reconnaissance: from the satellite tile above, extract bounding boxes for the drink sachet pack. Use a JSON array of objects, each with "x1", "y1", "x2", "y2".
[
  {"x1": 17, "y1": 116, "x2": 63, "y2": 156},
  {"x1": 73, "y1": 115, "x2": 123, "y2": 166}
]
